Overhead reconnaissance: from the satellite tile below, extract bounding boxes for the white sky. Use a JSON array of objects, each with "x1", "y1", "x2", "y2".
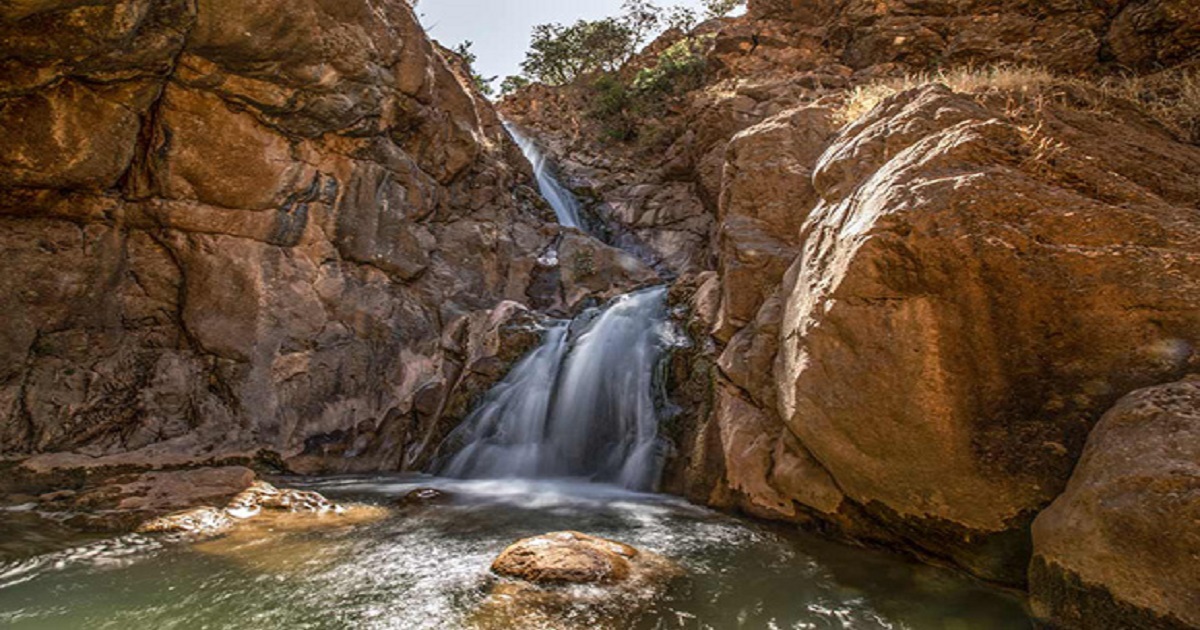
[{"x1": 416, "y1": 0, "x2": 718, "y2": 83}]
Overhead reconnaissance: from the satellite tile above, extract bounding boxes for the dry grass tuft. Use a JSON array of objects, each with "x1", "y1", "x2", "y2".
[
  {"x1": 1095, "y1": 67, "x2": 1200, "y2": 143},
  {"x1": 837, "y1": 65, "x2": 1058, "y2": 124},
  {"x1": 836, "y1": 63, "x2": 1200, "y2": 144}
]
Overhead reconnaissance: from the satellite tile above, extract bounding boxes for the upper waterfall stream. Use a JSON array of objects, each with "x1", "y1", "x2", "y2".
[{"x1": 505, "y1": 122, "x2": 585, "y2": 229}]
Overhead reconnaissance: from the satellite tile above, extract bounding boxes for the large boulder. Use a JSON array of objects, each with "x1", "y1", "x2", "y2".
[
  {"x1": 1030, "y1": 377, "x2": 1200, "y2": 630},
  {"x1": 700, "y1": 84, "x2": 1200, "y2": 584},
  {"x1": 477, "y1": 531, "x2": 685, "y2": 629},
  {"x1": 773, "y1": 85, "x2": 1200, "y2": 583}
]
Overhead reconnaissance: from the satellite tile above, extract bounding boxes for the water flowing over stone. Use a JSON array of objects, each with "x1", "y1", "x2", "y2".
[
  {"x1": 436, "y1": 287, "x2": 675, "y2": 491},
  {"x1": 505, "y1": 122, "x2": 585, "y2": 229}
]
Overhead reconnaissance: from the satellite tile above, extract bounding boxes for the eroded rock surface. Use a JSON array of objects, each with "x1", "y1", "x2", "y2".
[{"x1": 1030, "y1": 377, "x2": 1200, "y2": 630}]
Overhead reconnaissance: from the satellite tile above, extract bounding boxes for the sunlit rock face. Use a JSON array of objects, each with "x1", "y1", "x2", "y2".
[
  {"x1": 677, "y1": 83, "x2": 1200, "y2": 587},
  {"x1": 766, "y1": 85, "x2": 1200, "y2": 583},
  {"x1": 0, "y1": 0, "x2": 658, "y2": 474}
]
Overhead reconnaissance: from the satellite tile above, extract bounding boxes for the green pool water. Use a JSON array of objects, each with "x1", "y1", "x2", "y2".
[{"x1": 0, "y1": 476, "x2": 1033, "y2": 629}]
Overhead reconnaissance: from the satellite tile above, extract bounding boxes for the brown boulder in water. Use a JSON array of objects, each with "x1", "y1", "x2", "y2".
[
  {"x1": 477, "y1": 531, "x2": 685, "y2": 629},
  {"x1": 491, "y1": 531, "x2": 640, "y2": 584}
]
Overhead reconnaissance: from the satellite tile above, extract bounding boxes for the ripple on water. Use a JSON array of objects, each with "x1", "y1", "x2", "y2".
[{"x1": 0, "y1": 475, "x2": 1033, "y2": 630}]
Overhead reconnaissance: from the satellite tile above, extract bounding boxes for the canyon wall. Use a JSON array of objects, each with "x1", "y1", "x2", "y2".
[
  {"x1": 0, "y1": 0, "x2": 653, "y2": 478},
  {"x1": 502, "y1": 1, "x2": 1200, "y2": 627}
]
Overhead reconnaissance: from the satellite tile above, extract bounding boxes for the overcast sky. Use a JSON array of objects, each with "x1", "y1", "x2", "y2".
[{"x1": 417, "y1": 0, "x2": 719, "y2": 83}]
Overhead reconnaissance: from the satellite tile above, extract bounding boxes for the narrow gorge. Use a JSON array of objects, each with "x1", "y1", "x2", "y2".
[{"x1": 1, "y1": 0, "x2": 1197, "y2": 628}]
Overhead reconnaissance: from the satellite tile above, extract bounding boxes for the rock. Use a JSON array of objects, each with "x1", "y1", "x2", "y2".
[
  {"x1": 492, "y1": 531, "x2": 641, "y2": 585},
  {"x1": 225, "y1": 481, "x2": 342, "y2": 519},
  {"x1": 398, "y1": 487, "x2": 450, "y2": 507},
  {"x1": 1029, "y1": 377, "x2": 1200, "y2": 630},
  {"x1": 67, "y1": 466, "x2": 257, "y2": 527},
  {"x1": 37, "y1": 490, "x2": 76, "y2": 503},
  {"x1": 28, "y1": 466, "x2": 253, "y2": 533},
  {"x1": 766, "y1": 85, "x2": 1200, "y2": 583},
  {"x1": 136, "y1": 506, "x2": 234, "y2": 536},
  {"x1": 477, "y1": 531, "x2": 685, "y2": 629}
]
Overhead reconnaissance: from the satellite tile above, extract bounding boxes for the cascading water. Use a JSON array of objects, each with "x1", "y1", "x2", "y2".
[
  {"x1": 504, "y1": 121, "x2": 585, "y2": 229},
  {"x1": 436, "y1": 287, "x2": 675, "y2": 491}
]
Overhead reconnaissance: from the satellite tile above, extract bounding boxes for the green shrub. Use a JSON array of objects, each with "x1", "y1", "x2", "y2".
[{"x1": 587, "y1": 35, "x2": 711, "y2": 142}]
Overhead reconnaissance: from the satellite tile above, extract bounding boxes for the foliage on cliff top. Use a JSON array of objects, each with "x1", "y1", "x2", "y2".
[
  {"x1": 590, "y1": 35, "x2": 714, "y2": 142},
  {"x1": 505, "y1": 0, "x2": 743, "y2": 91}
]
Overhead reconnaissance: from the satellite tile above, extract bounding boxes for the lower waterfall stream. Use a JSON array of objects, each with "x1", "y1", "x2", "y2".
[{"x1": 436, "y1": 287, "x2": 674, "y2": 491}]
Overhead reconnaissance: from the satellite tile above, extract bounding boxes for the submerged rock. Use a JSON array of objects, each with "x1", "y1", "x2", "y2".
[
  {"x1": 44, "y1": 466, "x2": 257, "y2": 533},
  {"x1": 225, "y1": 481, "x2": 344, "y2": 520},
  {"x1": 16, "y1": 465, "x2": 350, "y2": 537},
  {"x1": 137, "y1": 507, "x2": 234, "y2": 536},
  {"x1": 476, "y1": 531, "x2": 685, "y2": 629},
  {"x1": 398, "y1": 488, "x2": 451, "y2": 507}
]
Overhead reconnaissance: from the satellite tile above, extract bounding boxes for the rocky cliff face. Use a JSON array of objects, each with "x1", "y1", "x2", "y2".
[
  {"x1": 0, "y1": 0, "x2": 653, "y2": 477},
  {"x1": 502, "y1": 1, "x2": 1200, "y2": 626},
  {"x1": 748, "y1": 0, "x2": 1199, "y2": 73}
]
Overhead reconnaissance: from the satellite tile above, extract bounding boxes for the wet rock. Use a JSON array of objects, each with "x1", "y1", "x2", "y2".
[
  {"x1": 398, "y1": 488, "x2": 450, "y2": 507},
  {"x1": 136, "y1": 507, "x2": 234, "y2": 536},
  {"x1": 477, "y1": 531, "x2": 685, "y2": 629},
  {"x1": 1030, "y1": 377, "x2": 1200, "y2": 630},
  {"x1": 225, "y1": 481, "x2": 342, "y2": 519},
  {"x1": 60, "y1": 466, "x2": 256, "y2": 532},
  {"x1": 24, "y1": 466, "x2": 251, "y2": 533},
  {"x1": 492, "y1": 531, "x2": 641, "y2": 584}
]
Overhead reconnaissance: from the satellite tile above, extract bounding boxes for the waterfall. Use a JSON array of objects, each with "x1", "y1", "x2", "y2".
[
  {"x1": 436, "y1": 287, "x2": 675, "y2": 491},
  {"x1": 505, "y1": 121, "x2": 585, "y2": 229}
]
